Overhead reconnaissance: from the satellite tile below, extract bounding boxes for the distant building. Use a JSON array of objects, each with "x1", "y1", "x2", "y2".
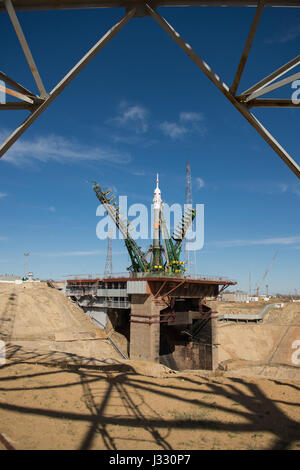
[
  {"x1": 249, "y1": 296, "x2": 259, "y2": 302},
  {"x1": 0, "y1": 274, "x2": 21, "y2": 281},
  {"x1": 220, "y1": 291, "x2": 249, "y2": 303}
]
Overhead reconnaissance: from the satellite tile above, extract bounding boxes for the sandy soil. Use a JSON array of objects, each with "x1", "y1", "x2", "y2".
[
  {"x1": 0, "y1": 283, "x2": 299, "y2": 450},
  {"x1": 0, "y1": 282, "x2": 120, "y2": 362},
  {"x1": 0, "y1": 358, "x2": 299, "y2": 450},
  {"x1": 215, "y1": 301, "x2": 300, "y2": 381}
]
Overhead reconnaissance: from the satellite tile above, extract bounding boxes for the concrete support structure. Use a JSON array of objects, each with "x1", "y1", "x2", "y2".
[
  {"x1": 210, "y1": 316, "x2": 219, "y2": 370},
  {"x1": 130, "y1": 294, "x2": 161, "y2": 362}
]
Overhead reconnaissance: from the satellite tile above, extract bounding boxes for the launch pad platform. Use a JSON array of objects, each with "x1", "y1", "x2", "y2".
[{"x1": 66, "y1": 273, "x2": 236, "y2": 370}]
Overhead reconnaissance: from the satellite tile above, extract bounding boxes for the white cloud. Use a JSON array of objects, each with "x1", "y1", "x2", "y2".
[
  {"x1": 159, "y1": 121, "x2": 188, "y2": 139},
  {"x1": 278, "y1": 183, "x2": 288, "y2": 193},
  {"x1": 111, "y1": 134, "x2": 142, "y2": 145},
  {"x1": 267, "y1": 182, "x2": 300, "y2": 197},
  {"x1": 0, "y1": 131, "x2": 131, "y2": 167},
  {"x1": 109, "y1": 101, "x2": 149, "y2": 134},
  {"x1": 110, "y1": 133, "x2": 158, "y2": 148},
  {"x1": 0, "y1": 192, "x2": 7, "y2": 199},
  {"x1": 180, "y1": 112, "x2": 204, "y2": 123},
  {"x1": 39, "y1": 250, "x2": 106, "y2": 257},
  {"x1": 107, "y1": 104, "x2": 206, "y2": 141},
  {"x1": 212, "y1": 235, "x2": 300, "y2": 248},
  {"x1": 266, "y1": 23, "x2": 300, "y2": 44},
  {"x1": 38, "y1": 249, "x2": 125, "y2": 257},
  {"x1": 224, "y1": 180, "x2": 300, "y2": 197},
  {"x1": 196, "y1": 177, "x2": 205, "y2": 189},
  {"x1": 274, "y1": 182, "x2": 300, "y2": 197},
  {"x1": 131, "y1": 169, "x2": 146, "y2": 177},
  {"x1": 292, "y1": 184, "x2": 300, "y2": 196},
  {"x1": 160, "y1": 111, "x2": 206, "y2": 140}
]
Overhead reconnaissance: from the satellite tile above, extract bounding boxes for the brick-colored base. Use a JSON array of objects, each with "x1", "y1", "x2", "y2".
[{"x1": 129, "y1": 294, "x2": 161, "y2": 362}]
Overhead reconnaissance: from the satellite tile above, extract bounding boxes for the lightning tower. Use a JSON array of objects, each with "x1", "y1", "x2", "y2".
[{"x1": 184, "y1": 162, "x2": 197, "y2": 275}]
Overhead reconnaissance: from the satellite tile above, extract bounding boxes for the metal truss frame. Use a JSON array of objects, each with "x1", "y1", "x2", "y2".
[{"x1": 0, "y1": 0, "x2": 300, "y2": 178}]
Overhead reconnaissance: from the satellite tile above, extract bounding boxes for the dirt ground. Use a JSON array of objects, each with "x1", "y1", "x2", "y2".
[
  {"x1": 0, "y1": 283, "x2": 299, "y2": 450},
  {"x1": 0, "y1": 282, "x2": 120, "y2": 362},
  {"x1": 0, "y1": 357, "x2": 299, "y2": 450},
  {"x1": 215, "y1": 301, "x2": 300, "y2": 381}
]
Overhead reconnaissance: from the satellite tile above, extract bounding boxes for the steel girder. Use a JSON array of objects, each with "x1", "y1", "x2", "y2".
[
  {"x1": 2, "y1": 1, "x2": 300, "y2": 11},
  {"x1": 0, "y1": 0, "x2": 300, "y2": 178}
]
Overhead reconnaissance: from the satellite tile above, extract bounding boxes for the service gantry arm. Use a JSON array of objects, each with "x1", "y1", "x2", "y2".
[
  {"x1": 160, "y1": 204, "x2": 196, "y2": 273},
  {"x1": 92, "y1": 182, "x2": 149, "y2": 273},
  {"x1": 172, "y1": 206, "x2": 196, "y2": 251}
]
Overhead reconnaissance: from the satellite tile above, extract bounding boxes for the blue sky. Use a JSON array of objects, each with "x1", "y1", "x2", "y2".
[{"x1": 0, "y1": 5, "x2": 300, "y2": 294}]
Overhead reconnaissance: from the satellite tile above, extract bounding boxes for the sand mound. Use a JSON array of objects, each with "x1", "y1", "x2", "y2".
[
  {"x1": 0, "y1": 282, "x2": 120, "y2": 362},
  {"x1": 217, "y1": 301, "x2": 300, "y2": 381}
]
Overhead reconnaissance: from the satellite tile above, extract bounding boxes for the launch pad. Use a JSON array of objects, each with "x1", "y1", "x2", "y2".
[
  {"x1": 66, "y1": 273, "x2": 236, "y2": 369},
  {"x1": 65, "y1": 175, "x2": 236, "y2": 370}
]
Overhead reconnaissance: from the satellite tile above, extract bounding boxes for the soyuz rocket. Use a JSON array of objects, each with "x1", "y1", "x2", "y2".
[
  {"x1": 93, "y1": 172, "x2": 192, "y2": 274},
  {"x1": 152, "y1": 174, "x2": 163, "y2": 268}
]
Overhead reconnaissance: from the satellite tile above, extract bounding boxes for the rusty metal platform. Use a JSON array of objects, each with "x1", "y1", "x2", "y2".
[{"x1": 66, "y1": 273, "x2": 237, "y2": 298}]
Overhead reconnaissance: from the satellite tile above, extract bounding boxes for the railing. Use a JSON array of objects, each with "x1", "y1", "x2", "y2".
[
  {"x1": 106, "y1": 300, "x2": 130, "y2": 308},
  {"x1": 66, "y1": 287, "x2": 96, "y2": 295},
  {"x1": 65, "y1": 272, "x2": 235, "y2": 283},
  {"x1": 218, "y1": 303, "x2": 283, "y2": 322},
  {"x1": 97, "y1": 288, "x2": 128, "y2": 296}
]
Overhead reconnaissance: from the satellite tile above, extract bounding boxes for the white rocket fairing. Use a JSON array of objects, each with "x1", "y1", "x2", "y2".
[{"x1": 153, "y1": 173, "x2": 162, "y2": 250}]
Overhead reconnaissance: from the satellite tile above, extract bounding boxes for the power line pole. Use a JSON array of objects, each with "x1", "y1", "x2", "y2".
[
  {"x1": 249, "y1": 272, "x2": 252, "y2": 296},
  {"x1": 24, "y1": 252, "x2": 29, "y2": 279}
]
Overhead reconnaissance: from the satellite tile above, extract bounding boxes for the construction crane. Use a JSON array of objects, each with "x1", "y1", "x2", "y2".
[
  {"x1": 92, "y1": 175, "x2": 196, "y2": 274},
  {"x1": 256, "y1": 250, "x2": 279, "y2": 297}
]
